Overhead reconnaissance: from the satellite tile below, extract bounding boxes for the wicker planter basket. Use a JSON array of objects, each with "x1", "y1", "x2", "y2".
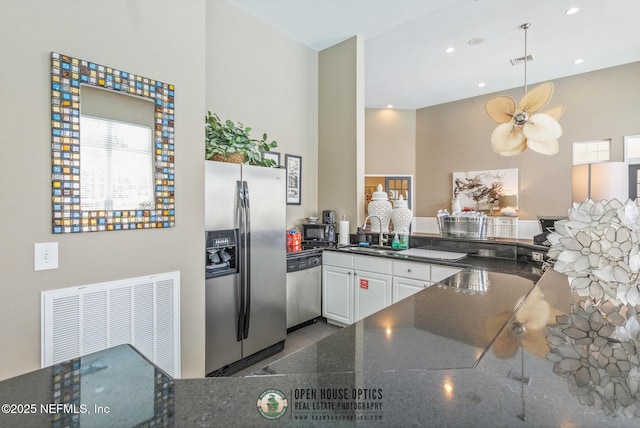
[{"x1": 209, "y1": 152, "x2": 246, "y2": 164}]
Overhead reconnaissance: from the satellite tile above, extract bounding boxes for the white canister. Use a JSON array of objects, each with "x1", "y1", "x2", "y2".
[
  {"x1": 391, "y1": 195, "x2": 413, "y2": 233},
  {"x1": 367, "y1": 184, "x2": 392, "y2": 233}
]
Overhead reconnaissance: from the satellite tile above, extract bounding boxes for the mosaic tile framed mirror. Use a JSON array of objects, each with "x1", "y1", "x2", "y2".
[{"x1": 50, "y1": 52, "x2": 175, "y2": 233}]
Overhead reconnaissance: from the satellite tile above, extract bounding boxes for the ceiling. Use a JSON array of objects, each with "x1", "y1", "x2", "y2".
[{"x1": 224, "y1": 0, "x2": 640, "y2": 109}]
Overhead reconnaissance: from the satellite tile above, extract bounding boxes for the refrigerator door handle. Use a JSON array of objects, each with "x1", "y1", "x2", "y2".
[
  {"x1": 243, "y1": 180, "x2": 251, "y2": 339},
  {"x1": 236, "y1": 180, "x2": 246, "y2": 342}
]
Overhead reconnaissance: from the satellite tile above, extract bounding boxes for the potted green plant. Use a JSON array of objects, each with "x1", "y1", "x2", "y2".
[{"x1": 205, "y1": 111, "x2": 278, "y2": 167}]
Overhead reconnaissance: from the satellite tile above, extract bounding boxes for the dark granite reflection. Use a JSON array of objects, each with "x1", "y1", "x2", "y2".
[{"x1": 0, "y1": 345, "x2": 173, "y2": 428}]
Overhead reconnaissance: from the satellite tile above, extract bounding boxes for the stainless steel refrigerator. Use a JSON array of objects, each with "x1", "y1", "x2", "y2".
[{"x1": 204, "y1": 161, "x2": 287, "y2": 376}]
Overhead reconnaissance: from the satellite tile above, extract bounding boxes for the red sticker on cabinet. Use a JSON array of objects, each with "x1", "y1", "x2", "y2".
[{"x1": 360, "y1": 279, "x2": 369, "y2": 290}]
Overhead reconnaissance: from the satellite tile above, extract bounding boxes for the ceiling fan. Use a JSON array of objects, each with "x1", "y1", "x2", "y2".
[{"x1": 485, "y1": 23, "x2": 564, "y2": 156}]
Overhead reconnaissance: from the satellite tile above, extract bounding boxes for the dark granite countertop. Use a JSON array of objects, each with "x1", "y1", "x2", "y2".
[
  {"x1": 3, "y1": 250, "x2": 637, "y2": 426},
  {"x1": 173, "y1": 269, "x2": 637, "y2": 427}
]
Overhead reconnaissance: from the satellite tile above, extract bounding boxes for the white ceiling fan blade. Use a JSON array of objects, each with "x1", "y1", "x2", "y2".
[
  {"x1": 527, "y1": 138, "x2": 559, "y2": 155},
  {"x1": 498, "y1": 140, "x2": 528, "y2": 156},
  {"x1": 491, "y1": 123, "x2": 524, "y2": 154},
  {"x1": 523, "y1": 113, "x2": 562, "y2": 141}
]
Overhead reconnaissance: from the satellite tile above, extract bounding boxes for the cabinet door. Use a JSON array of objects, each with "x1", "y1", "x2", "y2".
[
  {"x1": 354, "y1": 271, "x2": 392, "y2": 321},
  {"x1": 392, "y1": 276, "x2": 430, "y2": 303},
  {"x1": 322, "y1": 266, "x2": 354, "y2": 325},
  {"x1": 491, "y1": 217, "x2": 518, "y2": 238}
]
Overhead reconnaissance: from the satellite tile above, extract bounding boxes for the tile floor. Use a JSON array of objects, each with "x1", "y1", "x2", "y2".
[{"x1": 234, "y1": 317, "x2": 341, "y2": 377}]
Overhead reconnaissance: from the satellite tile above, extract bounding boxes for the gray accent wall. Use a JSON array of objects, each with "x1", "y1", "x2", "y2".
[
  {"x1": 0, "y1": 0, "x2": 319, "y2": 381},
  {"x1": 414, "y1": 61, "x2": 640, "y2": 219}
]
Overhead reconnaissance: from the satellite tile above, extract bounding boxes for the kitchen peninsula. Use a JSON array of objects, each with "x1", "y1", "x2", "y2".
[{"x1": 2, "y1": 241, "x2": 638, "y2": 427}]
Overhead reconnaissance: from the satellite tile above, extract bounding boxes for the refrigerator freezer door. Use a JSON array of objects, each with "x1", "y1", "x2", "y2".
[
  {"x1": 241, "y1": 164, "x2": 287, "y2": 356},
  {"x1": 205, "y1": 161, "x2": 241, "y2": 230},
  {"x1": 205, "y1": 275, "x2": 242, "y2": 374}
]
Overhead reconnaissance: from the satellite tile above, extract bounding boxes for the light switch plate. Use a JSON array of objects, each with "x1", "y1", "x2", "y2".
[{"x1": 35, "y1": 242, "x2": 58, "y2": 271}]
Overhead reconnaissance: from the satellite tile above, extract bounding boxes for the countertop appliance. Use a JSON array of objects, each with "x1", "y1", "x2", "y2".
[
  {"x1": 301, "y1": 223, "x2": 336, "y2": 248},
  {"x1": 205, "y1": 161, "x2": 286, "y2": 376},
  {"x1": 286, "y1": 249, "x2": 322, "y2": 331},
  {"x1": 322, "y1": 210, "x2": 336, "y2": 225}
]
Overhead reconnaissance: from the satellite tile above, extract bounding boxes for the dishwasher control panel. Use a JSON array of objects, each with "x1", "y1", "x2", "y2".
[{"x1": 287, "y1": 254, "x2": 322, "y2": 273}]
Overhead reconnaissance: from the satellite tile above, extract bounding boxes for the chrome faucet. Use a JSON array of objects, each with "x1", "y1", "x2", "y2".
[{"x1": 362, "y1": 215, "x2": 386, "y2": 246}]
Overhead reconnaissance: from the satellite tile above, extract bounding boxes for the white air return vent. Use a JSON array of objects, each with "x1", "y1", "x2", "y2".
[{"x1": 42, "y1": 271, "x2": 180, "y2": 377}]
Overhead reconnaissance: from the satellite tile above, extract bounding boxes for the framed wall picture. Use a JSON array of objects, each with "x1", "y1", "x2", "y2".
[
  {"x1": 285, "y1": 154, "x2": 302, "y2": 205},
  {"x1": 452, "y1": 168, "x2": 518, "y2": 211},
  {"x1": 263, "y1": 151, "x2": 280, "y2": 166}
]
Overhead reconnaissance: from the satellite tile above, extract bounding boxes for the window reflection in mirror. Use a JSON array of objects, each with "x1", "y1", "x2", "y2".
[{"x1": 80, "y1": 86, "x2": 155, "y2": 211}]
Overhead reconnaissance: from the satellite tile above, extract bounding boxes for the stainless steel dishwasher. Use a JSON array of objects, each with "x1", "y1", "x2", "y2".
[{"x1": 286, "y1": 250, "x2": 322, "y2": 332}]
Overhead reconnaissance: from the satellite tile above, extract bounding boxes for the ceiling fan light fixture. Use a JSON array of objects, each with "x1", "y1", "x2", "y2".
[{"x1": 484, "y1": 23, "x2": 564, "y2": 156}]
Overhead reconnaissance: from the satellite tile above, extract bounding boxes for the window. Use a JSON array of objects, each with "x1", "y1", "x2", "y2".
[
  {"x1": 573, "y1": 140, "x2": 611, "y2": 165},
  {"x1": 625, "y1": 135, "x2": 640, "y2": 163},
  {"x1": 80, "y1": 116, "x2": 154, "y2": 211},
  {"x1": 385, "y1": 176, "x2": 412, "y2": 209}
]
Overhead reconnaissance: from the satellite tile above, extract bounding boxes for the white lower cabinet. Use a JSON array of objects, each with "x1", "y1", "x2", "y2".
[
  {"x1": 488, "y1": 216, "x2": 518, "y2": 238},
  {"x1": 322, "y1": 266, "x2": 354, "y2": 325},
  {"x1": 355, "y1": 271, "x2": 392, "y2": 321},
  {"x1": 322, "y1": 252, "x2": 462, "y2": 324},
  {"x1": 392, "y1": 276, "x2": 430, "y2": 303},
  {"x1": 322, "y1": 252, "x2": 355, "y2": 326}
]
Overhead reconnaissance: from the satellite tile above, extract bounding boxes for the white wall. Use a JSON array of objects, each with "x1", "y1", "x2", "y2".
[
  {"x1": 0, "y1": 0, "x2": 207, "y2": 381},
  {"x1": 0, "y1": 0, "x2": 319, "y2": 381},
  {"x1": 206, "y1": 0, "x2": 319, "y2": 229},
  {"x1": 318, "y1": 36, "x2": 366, "y2": 231}
]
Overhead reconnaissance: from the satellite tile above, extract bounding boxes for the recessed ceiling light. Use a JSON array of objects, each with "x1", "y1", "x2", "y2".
[
  {"x1": 574, "y1": 58, "x2": 584, "y2": 65},
  {"x1": 478, "y1": 82, "x2": 486, "y2": 88},
  {"x1": 387, "y1": 104, "x2": 394, "y2": 109},
  {"x1": 446, "y1": 47, "x2": 455, "y2": 54},
  {"x1": 566, "y1": 7, "x2": 580, "y2": 15}
]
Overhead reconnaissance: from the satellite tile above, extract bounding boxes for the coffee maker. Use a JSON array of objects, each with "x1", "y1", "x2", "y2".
[{"x1": 322, "y1": 210, "x2": 336, "y2": 225}]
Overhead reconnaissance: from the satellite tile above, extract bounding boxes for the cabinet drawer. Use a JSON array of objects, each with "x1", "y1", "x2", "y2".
[
  {"x1": 323, "y1": 251, "x2": 353, "y2": 269},
  {"x1": 494, "y1": 218, "x2": 514, "y2": 226},
  {"x1": 393, "y1": 260, "x2": 430, "y2": 281},
  {"x1": 430, "y1": 265, "x2": 462, "y2": 283},
  {"x1": 354, "y1": 255, "x2": 392, "y2": 275}
]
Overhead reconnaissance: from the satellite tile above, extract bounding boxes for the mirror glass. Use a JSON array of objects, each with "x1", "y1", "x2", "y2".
[
  {"x1": 80, "y1": 86, "x2": 155, "y2": 211},
  {"x1": 50, "y1": 52, "x2": 175, "y2": 233}
]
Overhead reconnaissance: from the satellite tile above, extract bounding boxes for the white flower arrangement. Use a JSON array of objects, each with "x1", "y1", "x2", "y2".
[{"x1": 546, "y1": 199, "x2": 640, "y2": 417}]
